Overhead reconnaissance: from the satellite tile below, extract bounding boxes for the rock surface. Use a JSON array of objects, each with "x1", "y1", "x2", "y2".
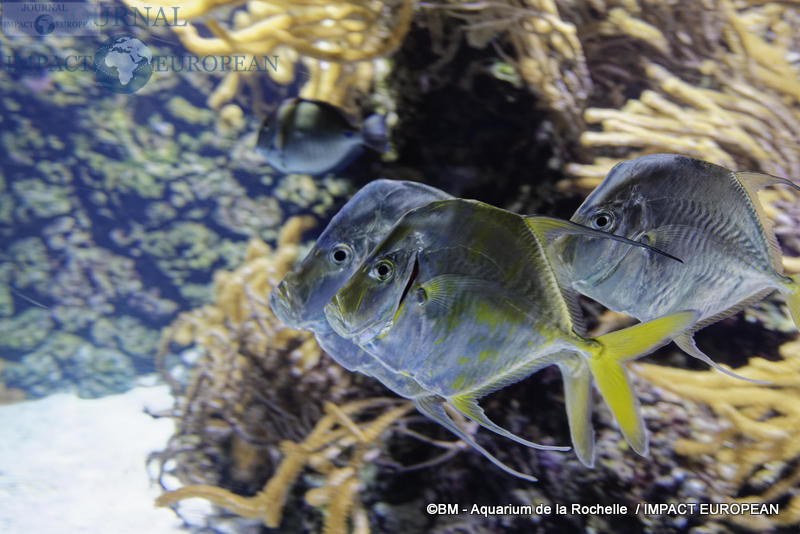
[{"x1": 0, "y1": 384, "x2": 185, "y2": 533}]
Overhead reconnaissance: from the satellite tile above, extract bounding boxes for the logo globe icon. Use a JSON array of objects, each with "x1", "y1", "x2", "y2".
[
  {"x1": 34, "y1": 14, "x2": 55, "y2": 35},
  {"x1": 94, "y1": 35, "x2": 153, "y2": 94}
]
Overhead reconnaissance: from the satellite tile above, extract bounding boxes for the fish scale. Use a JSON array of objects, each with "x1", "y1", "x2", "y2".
[{"x1": 658, "y1": 198, "x2": 765, "y2": 264}]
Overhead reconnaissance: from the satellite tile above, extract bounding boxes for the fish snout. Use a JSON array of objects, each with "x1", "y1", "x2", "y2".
[{"x1": 269, "y1": 282, "x2": 302, "y2": 327}]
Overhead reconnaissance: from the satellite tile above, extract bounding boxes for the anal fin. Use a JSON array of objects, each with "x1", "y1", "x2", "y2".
[
  {"x1": 674, "y1": 333, "x2": 771, "y2": 385},
  {"x1": 414, "y1": 396, "x2": 540, "y2": 482},
  {"x1": 448, "y1": 394, "x2": 570, "y2": 452},
  {"x1": 556, "y1": 357, "x2": 595, "y2": 467}
]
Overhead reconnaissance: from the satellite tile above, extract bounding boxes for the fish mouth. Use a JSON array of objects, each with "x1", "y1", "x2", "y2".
[
  {"x1": 269, "y1": 283, "x2": 295, "y2": 325},
  {"x1": 269, "y1": 282, "x2": 320, "y2": 330}
]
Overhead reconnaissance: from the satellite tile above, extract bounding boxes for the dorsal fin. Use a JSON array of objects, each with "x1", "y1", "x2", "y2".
[
  {"x1": 525, "y1": 215, "x2": 683, "y2": 334},
  {"x1": 527, "y1": 216, "x2": 683, "y2": 264},
  {"x1": 734, "y1": 171, "x2": 799, "y2": 274},
  {"x1": 519, "y1": 217, "x2": 580, "y2": 333}
]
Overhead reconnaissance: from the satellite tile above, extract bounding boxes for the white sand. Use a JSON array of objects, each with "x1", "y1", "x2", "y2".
[{"x1": 0, "y1": 384, "x2": 187, "y2": 533}]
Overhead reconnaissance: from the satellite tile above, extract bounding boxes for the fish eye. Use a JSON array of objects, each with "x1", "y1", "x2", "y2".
[
  {"x1": 370, "y1": 259, "x2": 394, "y2": 282},
  {"x1": 591, "y1": 210, "x2": 615, "y2": 230},
  {"x1": 329, "y1": 244, "x2": 352, "y2": 265}
]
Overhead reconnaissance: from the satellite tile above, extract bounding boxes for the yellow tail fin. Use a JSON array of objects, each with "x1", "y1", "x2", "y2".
[
  {"x1": 589, "y1": 311, "x2": 698, "y2": 456},
  {"x1": 785, "y1": 274, "x2": 800, "y2": 332}
]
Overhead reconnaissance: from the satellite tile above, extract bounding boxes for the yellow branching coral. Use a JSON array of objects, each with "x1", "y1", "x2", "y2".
[
  {"x1": 162, "y1": 214, "x2": 322, "y2": 376},
  {"x1": 123, "y1": 0, "x2": 415, "y2": 109},
  {"x1": 635, "y1": 340, "x2": 800, "y2": 529},
  {"x1": 510, "y1": 0, "x2": 592, "y2": 137},
  {"x1": 150, "y1": 216, "x2": 364, "y2": 502},
  {"x1": 157, "y1": 398, "x2": 413, "y2": 533},
  {"x1": 150, "y1": 216, "x2": 456, "y2": 533},
  {"x1": 560, "y1": 0, "x2": 800, "y2": 193}
]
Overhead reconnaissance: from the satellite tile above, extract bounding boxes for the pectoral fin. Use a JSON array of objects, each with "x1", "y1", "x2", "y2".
[
  {"x1": 674, "y1": 333, "x2": 771, "y2": 385},
  {"x1": 414, "y1": 396, "x2": 539, "y2": 482},
  {"x1": 589, "y1": 310, "x2": 698, "y2": 455},
  {"x1": 422, "y1": 275, "x2": 485, "y2": 313}
]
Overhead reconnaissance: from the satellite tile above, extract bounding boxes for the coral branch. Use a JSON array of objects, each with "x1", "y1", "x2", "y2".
[
  {"x1": 123, "y1": 0, "x2": 415, "y2": 108},
  {"x1": 635, "y1": 338, "x2": 800, "y2": 528}
]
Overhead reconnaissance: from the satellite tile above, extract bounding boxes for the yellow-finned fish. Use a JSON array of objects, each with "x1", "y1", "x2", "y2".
[
  {"x1": 269, "y1": 180, "x2": 565, "y2": 482},
  {"x1": 562, "y1": 153, "x2": 800, "y2": 383},
  {"x1": 325, "y1": 198, "x2": 696, "y2": 470},
  {"x1": 257, "y1": 98, "x2": 387, "y2": 175}
]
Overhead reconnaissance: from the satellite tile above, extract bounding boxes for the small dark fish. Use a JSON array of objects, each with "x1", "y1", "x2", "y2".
[{"x1": 257, "y1": 98, "x2": 387, "y2": 175}]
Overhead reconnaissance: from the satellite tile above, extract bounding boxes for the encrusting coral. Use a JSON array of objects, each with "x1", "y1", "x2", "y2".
[
  {"x1": 635, "y1": 339, "x2": 800, "y2": 530},
  {"x1": 121, "y1": 0, "x2": 415, "y2": 111}
]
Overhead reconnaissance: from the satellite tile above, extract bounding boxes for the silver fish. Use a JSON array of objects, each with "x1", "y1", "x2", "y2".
[
  {"x1": 270, "y1": 180, "x2": 561, "y2": 481},
  {"x1": 326, "y1": 198, "x2": 696, "y2": 471},
  {"x1": 257, "y1": 98, "x2": 387, "y2": 175},
  {"x1": 564, "y1": 153, "x2": 800, "y2": 382}
]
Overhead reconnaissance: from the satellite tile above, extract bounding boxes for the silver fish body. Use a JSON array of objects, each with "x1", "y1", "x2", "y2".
[
  {"x1": 257, "y1": 98, "x2": 387, "y2": 175},
  {"x1": 564, "y1": 153, "x2": 800, "y2": 380},
  {"x1": 327, "y1": 198, "x2": 696, "y2": 470},
  {"x1": 327, "y1": 203, "x2": 583, "y2": 397},
  {"x1": 269, "y1": 180, "x2": 558, "y2": 481}
]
